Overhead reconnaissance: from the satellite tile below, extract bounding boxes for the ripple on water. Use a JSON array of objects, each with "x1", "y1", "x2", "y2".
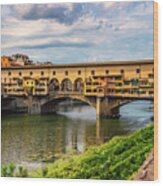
[{"x1": 1, "y1": 100, "x2": 153, "y2": 166}]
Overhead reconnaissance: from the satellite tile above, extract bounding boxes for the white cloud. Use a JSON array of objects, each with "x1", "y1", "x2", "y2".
[
  {"x1": 10, "y1": 3, "x2": 74, "y2": 19},
  {"x1": 2, "y1": 35, "x2": 94, "y2": 49},
  {"x1": 102, "y1": 1, "x2": 118, "y2": 9},
  {"x1": 1, "y1": 2, "x2": 154, "y2": 63},
  {"x1": 2, "y1": 19, "x2": 71, "y2": 37},
  {"x1": 118, "y1": 20, "x2": 152, "y2": 30}
]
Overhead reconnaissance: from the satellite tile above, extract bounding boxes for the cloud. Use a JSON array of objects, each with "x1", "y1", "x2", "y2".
[
  {"x1": 1, "y1": 1, "x2": 154, "y2": 64},
  {"x1": 1, "y1": 19, "x2": 71, "y2": 37},
  {"x1": 6, "y1": 3, "x2": 88, "y2": 25},
  {"x1": 20, "y1": 42, "x2": 93, "y2": 49},
  {"x1": 2, "y1": 37, "x2": 95, "y2": 50}
]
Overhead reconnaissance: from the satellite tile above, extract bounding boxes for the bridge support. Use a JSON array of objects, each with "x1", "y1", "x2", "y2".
[
  {"x1": 41, "y1": 102, "x2": 57, "y2": 114},
  {"x1": 96, "y1": 97, "x2": 120, "y2": 119},
  {"x1": 25, "y1": 96, "x2": 42, "y2": 114}
]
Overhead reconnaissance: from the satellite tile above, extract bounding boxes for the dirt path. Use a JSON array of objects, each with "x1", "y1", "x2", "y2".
[{"x1": 134, "y1": 149, "x2": 154, "y2": 181}]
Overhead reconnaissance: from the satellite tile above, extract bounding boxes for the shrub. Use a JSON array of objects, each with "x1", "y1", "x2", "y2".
[{"x1": 31, "y1": 124, "x2": 154, "y2": 180}]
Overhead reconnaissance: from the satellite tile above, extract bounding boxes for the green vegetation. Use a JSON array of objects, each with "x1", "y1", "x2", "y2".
[
  {"x1": 31, "y1": 124, "x2": 154, "y2": 180},
  {"x1": 1, "y1": 163, "x2": 28, "y2": 177}
]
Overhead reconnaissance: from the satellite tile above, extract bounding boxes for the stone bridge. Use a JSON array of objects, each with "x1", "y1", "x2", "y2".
[
  {"x1": 1, "y1": 60, "x2": 154, "y2": 118},
  {"x1": 2, "y1": 92, "x2": 143, "y2": 119}
]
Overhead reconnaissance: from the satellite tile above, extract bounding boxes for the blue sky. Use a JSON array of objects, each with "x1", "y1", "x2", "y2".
[{"x1": 1, "y1": 1, "x2": 154, "y2": 64}]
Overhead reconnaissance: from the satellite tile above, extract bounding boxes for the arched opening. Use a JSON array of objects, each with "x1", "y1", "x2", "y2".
[
  {"x1": 74, "y1": 78, "x2": 84, "y2": 92},
  {"x1": 17, "y1": 78, "x2": 23, "y2": 87},
  {"x1": 61, "y1": 78, "x2": 72, "y2": 92},
  {"x1": 120, "y1": 100, "x2": 153, "y2": 121},
  {"x1": 41, "y1": 96, "x2": 96, "y2": 116},
  {"x1": 49, "y1": 78, "x2": 60, "y2": 94}
]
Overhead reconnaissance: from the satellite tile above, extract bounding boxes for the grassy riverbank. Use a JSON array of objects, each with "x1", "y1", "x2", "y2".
[{"x1": 30, "y1": 124, "x2": 154, "y2": 180}]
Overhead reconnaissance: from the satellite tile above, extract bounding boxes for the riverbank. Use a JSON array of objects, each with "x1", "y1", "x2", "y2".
[
  {"x1": 134, "y1": 149, "x2": 154, "y2": 180},
  {"x1": 29, "y1": 124, "x2": 154, "y2": 180}
]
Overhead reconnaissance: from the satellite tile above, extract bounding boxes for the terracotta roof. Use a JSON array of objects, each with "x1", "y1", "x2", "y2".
[{"x1": 1, "y1": 59, "x2": 154, "y2": 70}]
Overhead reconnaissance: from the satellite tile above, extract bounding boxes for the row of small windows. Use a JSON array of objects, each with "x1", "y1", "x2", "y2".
[
  {"x1": 7, "y1": 70, "x2": 81, "y2": 76},
  {"x1": 7, "y1": 68, "x2": 142, "y2": 76},
  {"x1": 89, "y1": 69, "x2": 140, "y2": 75}
]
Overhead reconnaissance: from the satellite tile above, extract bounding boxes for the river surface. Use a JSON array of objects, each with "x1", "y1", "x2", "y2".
[{"x1": 1, "y1": 100, "x2": 153, "y2": 166}]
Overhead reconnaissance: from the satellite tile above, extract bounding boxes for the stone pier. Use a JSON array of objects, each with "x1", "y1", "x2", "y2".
[{"x1": 96, "y1": 97, "x2": 120, "y2": 119}]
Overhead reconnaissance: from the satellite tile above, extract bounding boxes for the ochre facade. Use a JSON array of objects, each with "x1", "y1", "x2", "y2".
[
  {"x1": 1, "y1": 56, "x2": 11, "y2": 67},
  {"x1": 1, "y1": 60, "x2": 154, "y2": 99}
]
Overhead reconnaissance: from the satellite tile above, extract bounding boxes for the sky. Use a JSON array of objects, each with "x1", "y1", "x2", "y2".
[{"x1": 1, "y1": 1, "x2": 154, "y2": 64}]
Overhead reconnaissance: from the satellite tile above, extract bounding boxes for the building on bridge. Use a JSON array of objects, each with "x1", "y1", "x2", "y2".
[
  {"x1": 1, "y1": 56, "x2": 12, "y2": 67},
  {"x1": 1, "y1": 54, "x2": 33, "y2": 68},
  {"x1": 1, "y1": 59, "x2": 154, "y2": 118}
]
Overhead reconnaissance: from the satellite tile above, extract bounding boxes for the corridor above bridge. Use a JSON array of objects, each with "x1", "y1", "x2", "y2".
[{"x1": 1, "y1": 59, "x2": 154, "y2": 99}]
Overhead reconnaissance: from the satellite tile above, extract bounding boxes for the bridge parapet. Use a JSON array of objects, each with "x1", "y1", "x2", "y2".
[{"x1": 49, "y1": 91, "x2": 84, "y2": 97}]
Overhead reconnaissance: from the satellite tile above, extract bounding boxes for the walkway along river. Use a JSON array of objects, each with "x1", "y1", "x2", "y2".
[{"x1": 1, "y1": 100, "x2": 153, "y2": 167}]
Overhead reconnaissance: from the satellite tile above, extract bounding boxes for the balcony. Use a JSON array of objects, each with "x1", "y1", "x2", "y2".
[
  {"x1": 139, "y1": 83, "x2": 154, "y2": 88},
  {"x1": 108, "y1": 79, "x2": 122, "y2": 83}
]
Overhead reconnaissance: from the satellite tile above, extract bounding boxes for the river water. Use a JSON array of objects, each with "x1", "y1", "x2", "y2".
[{"x1": 1, "y1": 100, "x2": 153, "y2": 166}]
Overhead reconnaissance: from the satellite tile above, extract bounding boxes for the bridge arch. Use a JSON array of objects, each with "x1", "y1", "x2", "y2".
[
  {"x1": 41, "y1": 94, "x2": 96, "y2": 114},
  {"x1": 61, "y1": 78, "x2": 72, "y2": 92},
  {"x1": 40, "y1": 96, "x2": 134, "y2": 118},
  {"x1": 74, "y1": 78, "x2": 84, "y2": 92}
]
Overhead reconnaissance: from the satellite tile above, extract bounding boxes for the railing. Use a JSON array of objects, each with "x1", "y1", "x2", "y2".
[
  {"x1": 139, "y1": 84, "x2": 154, "y2": 88},
  {"x1": 108, "y1": 79, "x2": 123, "y2": 83},
  {"x1": 2, "y1": 85, "x2": 154, "y2": 99},
  {"x1": 49, "y1": 90, "x2": 84, "y2": 97}
]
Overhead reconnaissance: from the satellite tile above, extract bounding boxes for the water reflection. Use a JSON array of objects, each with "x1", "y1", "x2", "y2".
[{"x1": 1, "y1": 101, "x2": 153, "y2": 165}]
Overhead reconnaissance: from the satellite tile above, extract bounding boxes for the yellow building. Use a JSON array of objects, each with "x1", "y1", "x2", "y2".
[
  {"x1": 1, "y1": 60, "x2": 154, "y2": 99},
  {"x1": 23, "y1": 77, "x2": 35, "y2": 95},
  {"x1": 1, "y1": 56, "x2": 11, "y2": 67}
]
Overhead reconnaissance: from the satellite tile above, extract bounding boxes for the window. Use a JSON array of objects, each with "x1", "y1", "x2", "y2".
[
  {"x1": 98, "y1": 89, "x2": 104, "y2": 92},
  {"x1": 120, "y1": 69, "x2": 124, "y2": 74},
  {"x1": 129, "y1": 90, "x2": 133, "y2": 94},
  {"x1": 41, "y1": 71, "x2": 44, "y2": 76},
  {"x1": 30, "y1": 71, "x2": 33, "y2": 76},
  {"x1": 93, "y1": 82, "x2": 99, "y2": 85},
  {"x1": 78, "y1": 70, "x2": 81, "y2": 75},
  {"x1": 86, "y1": 82, "x2": 91, "y2": 86},
  {"x1": 148, "y1": 74, "x2": 154, "y2": 78},
  {"x1": 91, "y1": 70, "x2": 95, "y2": 75},
  {"x1": 136, "y1": 68, "x2": 140, "y2": 74},
  {"x1": 132, "y1": 79, "x2": 138, "y2": 86},
  {"x1": 115, "y1": 76, "x2": 121, "y2": 80},
  {"x1": 53, "y1": 71, "x2": 56, "y2": 75},
  {"x1": 19, "y1": 72, "x2": 22, "y2": 76},
  {"x1": 106, "y1": 70, "x2": 109, "y2": 74},
  {"x1": 116, "y1": 83, "x2": 122, "y2": 86},
  {"x1": 8, "y1": 72, "x2": 11, "y2": 76},
  {"x1": 124, "y1": 81, "x2": 130, "y2": 85},
  {"x1": 138, "y1": 91, "x2": 146, "y2": 94},
  {"x1": 65, "y1": 71, "x2": 68, "y2": 76},
  {"x1": 18, "y1": 79, "x2": 23, "y2": 86}
]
